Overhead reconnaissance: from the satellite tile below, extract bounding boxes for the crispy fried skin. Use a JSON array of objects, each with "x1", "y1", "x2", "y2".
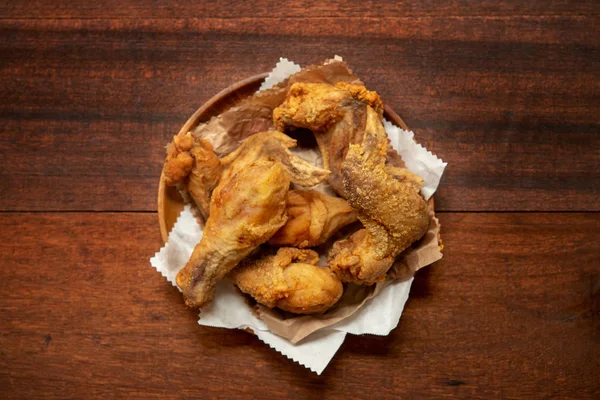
[
  {"x1": 329, "y1": 107, "x2": 430, "y2": 284},
  {"x1": 230, "y1": 247, "x2": 343, "y2": 314},
  {"x1": 175, "y1": 161, "x2": 289, "y2": 308},
  {"x1": 220, "y1": 131, "x2": 330, "y2": 187},
  {"x1": 163, "y1": 132, "x2": 222, "y2": 219},
  {"x1": 273, "y1": 82, "x2": 383, "y2": 195},
  {"x1": 385, "y1": 166, "x2": 424, "y2": 193},
  {"x1": 269, "y1": 190, "x2": 357, "y2": 248}
]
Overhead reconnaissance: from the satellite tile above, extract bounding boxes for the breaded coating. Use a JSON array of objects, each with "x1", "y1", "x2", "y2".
[
  {"x1": 269, "y1": 190, "x2": 357, "y2": 248},
  {"x1": 163, "y1": 132, "x2": 222, "y2": 219},
  {"x1": 230, "y1": 247, "x2": 343, "y2": 314}
]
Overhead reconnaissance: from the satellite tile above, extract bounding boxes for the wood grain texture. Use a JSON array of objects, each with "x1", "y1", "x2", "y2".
[
  {"x1": 1, "y1": 1, "x2": 598, "y2": 18},
  {"x1": 1, "y1": 212, "x2": 598, "y2": 398},
  {"x1": 2, "y1": 2, "x2": 599, "y2": 398},
  {"x1": 1, "y1": 16, "x2": 599, "y2": 211}
]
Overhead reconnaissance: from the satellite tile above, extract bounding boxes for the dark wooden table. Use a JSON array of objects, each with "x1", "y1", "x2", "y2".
[{"x1": 1, "y1": 1, "x2": 599, "y2": 398}]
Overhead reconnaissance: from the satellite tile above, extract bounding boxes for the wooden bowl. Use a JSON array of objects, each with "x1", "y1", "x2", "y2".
[{"x1": 158, "y1": 73, "x2": 414, "y2": 242}]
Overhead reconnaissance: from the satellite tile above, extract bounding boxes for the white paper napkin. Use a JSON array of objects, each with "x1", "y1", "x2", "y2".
[{"x1": 258, "y1": 57, "x2": 301, "y2": 92}]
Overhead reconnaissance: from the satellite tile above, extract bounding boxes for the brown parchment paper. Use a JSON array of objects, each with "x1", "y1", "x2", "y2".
[{"x1": 190, "y1": 58, "x2": 443, "y2": 344}]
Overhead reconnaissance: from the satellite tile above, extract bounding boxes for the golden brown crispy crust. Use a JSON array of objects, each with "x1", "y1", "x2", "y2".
[
  {"x1": 164, "y1": 132, "x2": 195, "y2": 186},
  {"x1": 230, "y1": 247, "x2": 343, "y2": 314},
  {"x1": 269, "y1": 190, "x2": 357, "y2": 248},
  {"x1": 163, "y1": 132, "x2": 222, "y2": 219},
  {"x1": 385, "y1": 166, "x2": 424, "y2": 193},
  {"x1": 273, "y1": 83, "x2": 347, "y2": 132},
  {"x1": 328, "y1": 228, "x2": 393, "y2": 284},
  {"x1": 335, "y1": 81, "x2": 383, "y2": 116},
  {"x1": 176, "y1": 161, "x2": 290, "y2": 308}
]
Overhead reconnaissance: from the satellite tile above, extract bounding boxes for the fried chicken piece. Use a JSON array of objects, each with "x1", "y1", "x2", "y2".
[
  {"x1": 268, "y1": 190, "x2": 357, "y2": 248},
  {"x1": 220, "y1": 131, "x2": 330, "y2": 187},
  {"x1": 329, "y1": 107, "x2": 430, "y2": 284},
  {"x1": 176, "y1": 160, "x2": 289, "y2": 308},
  {"x1": 273, "y1": 82, "x2": 383, "y2": 195},
  {"x1": 163, "y1": 131, "x2": 222, "y2": 219},
  {"x1": 230, "y1": 247, "x2": 343, "y2": 314}
]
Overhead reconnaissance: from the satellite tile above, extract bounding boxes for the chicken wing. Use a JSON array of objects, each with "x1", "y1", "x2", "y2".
[
  {"x1": 163, "y1": 131, "x2": 222, "y2": 219},
  {"x1": 268, "y1": 190, "x2": 357, "y2": 248},
  {"x1": 230, "y1": 247, "x2": 343, "y2": 314},
  {"x1": 273, "y1": 82, "x2": 383, "y2": 195},
  {"x1": 328, "y1": 106, "x2": 430, "y2": 284},
  {"x1": 176, "y1": 160, "x2": 289, "y2": 307}
]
